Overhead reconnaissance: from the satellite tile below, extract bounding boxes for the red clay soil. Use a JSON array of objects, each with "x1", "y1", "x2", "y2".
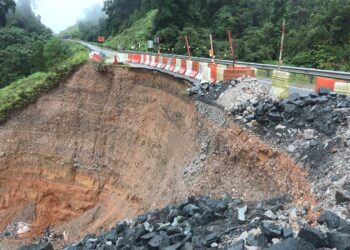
[{"x1": 0, "y1": 64, "x2": 315, "y2": 247}]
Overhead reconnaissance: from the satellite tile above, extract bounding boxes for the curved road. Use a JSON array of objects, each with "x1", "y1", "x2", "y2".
[{"x1": 77, "y1": 40, "x2": 314, "y2": 96}]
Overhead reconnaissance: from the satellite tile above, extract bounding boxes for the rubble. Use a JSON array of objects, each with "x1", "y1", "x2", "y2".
[
  {"x1": 17, "y1": 195, "x2": 342, "y2": 250},
  {"x1": 216, "y1": 77, "x2": 268, "y2": 112}
]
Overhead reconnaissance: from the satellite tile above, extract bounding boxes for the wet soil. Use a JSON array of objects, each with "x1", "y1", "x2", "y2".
[{"x1": 0, "y1": 64, "x2": 314, "y2": 248}]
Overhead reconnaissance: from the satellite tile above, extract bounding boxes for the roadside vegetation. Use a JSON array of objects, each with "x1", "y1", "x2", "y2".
[
  {"x1": 0, "y1": 0, "x2": 88, "y2": 122},
  {"x1": 0, "y1": 42, "x2": 88, "y2": 122},
  {"x1": 61, "y1": 0, "x2": 350, "y2": 71}
]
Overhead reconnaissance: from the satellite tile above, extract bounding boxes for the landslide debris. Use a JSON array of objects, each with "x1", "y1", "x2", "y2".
[
  {"x1": 189, "y1": 77, "x2": 350, "y2": 248},
  {"x1": 0, "y1": 65, "x2": 313, "y2": 249},
  {"x1": 62, "y1": 195, "x2": 350, "y2": 250}
]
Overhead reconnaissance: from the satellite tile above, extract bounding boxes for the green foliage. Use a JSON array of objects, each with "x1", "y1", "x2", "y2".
[
  {"x1": 95, "y1": 0, "x2": 350, "y2": 70},
  {"x1": 0, "y1": 0, "x2": 54, "y2": 87},
  {"x1": 104, "y1": 9, "x2": 157, "y2": 50},
  {"x1": 0, "y1": 0, "x2": 15, "y2": 27},
  {"x1": 44, "y1": 37, "x2": 67, "y2": 68},
  {"x1": 0, "y1": 42, "x2": 88, "y2": 122}
]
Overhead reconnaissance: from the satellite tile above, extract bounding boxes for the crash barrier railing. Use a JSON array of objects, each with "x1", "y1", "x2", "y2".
[
  {"x1": 79, "y1": 40, "x2": 350, "y2": 82},
  {"x1": 116, "y1": 49, "x2": 350, "y2": 82},
  {"x1": 113, "y1": 51, "x2": 350, "y2": 98},
  {"x1": 83, "y1": 37, "x2": 350, "y2": 98},
  {"x1": 115, "y1": 52, "x2": 256, "y2": 85}
]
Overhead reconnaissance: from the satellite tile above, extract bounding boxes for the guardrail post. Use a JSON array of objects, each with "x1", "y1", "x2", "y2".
[
  {"x1": 309, "y1": 75, "x2": 315, "y2": 85},
  {"x1": 266, "y1": 70, "x2": 271, "y2": 78}
]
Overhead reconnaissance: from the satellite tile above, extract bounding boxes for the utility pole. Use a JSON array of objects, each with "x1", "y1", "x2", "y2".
[
  {"x1": 278, "y1": 19, "x2": 286, "y2": 69},
  {"x1": 185, "y1": 34, "x2": 191, "y2": 59},
  {"x1": 157, "y1": 37, "x2": 160, "y2": 55},
  {"x1": 209, "y1": 33, "x2": 215, "y2": 64},
  {"x1": 228, "y1": 31, "x2": 236, "y2": 67}
]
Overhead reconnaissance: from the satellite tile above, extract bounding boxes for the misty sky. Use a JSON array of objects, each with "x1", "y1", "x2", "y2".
[{"x1": 34, "y1": 0, "x2": 105, "y2": 33}]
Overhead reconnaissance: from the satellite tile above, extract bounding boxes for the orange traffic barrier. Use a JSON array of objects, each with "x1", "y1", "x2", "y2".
[
  {"x1": 140, "y1": 54, "x2": 146, "y2": 64},
  {"x1": 314, "y1": 77, "x2": 344, "y2": 92},
  {"x1": 161, "y1": 57, "x2": 167, "y2": 69},
  {"x1": 223, "y1": 66, "x2": 255, "y2": 80},
  {"x1": 90, "y1": 52, "x2": 103, "y2": 63},
  {"x1": 132, "y1": 54, "x2": 141, "y2": 63},
  {"x1": 209, "y1": 64, "x2": 217, "y2": 84},
  {"x1": 190, "y1": 61, "x2": 199, "y2": 78},
  {"x1": 179, "y1": 59, "x2": 187, "y2": 74},
  {"x1": 170, "y1": 58, "x2": 176, "y2": 71},
  {"x1": 164, "y1": 58, "x2": 171, "y2": 70},
  {"x1": 145, "y1": 55, "x2": 151, "y2": 65},
  {"x1": 151, "y1": 56, "x2": 159, "y2": 67},
  {"x1": 127, "y1": 54, "x2": 133, "y2": 62}
]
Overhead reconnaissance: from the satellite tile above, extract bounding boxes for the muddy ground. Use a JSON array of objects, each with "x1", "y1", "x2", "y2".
[{"x1": 0, "y1": 64, "x2": 314, "y2": 249}]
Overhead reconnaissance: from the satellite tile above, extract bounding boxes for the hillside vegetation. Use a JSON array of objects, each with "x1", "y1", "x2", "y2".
[
  {"x1": 0, "y1": 0, "x2": 89, "y2": 88},
  {"x1": 61, "y1": 0, "x2": 350, "y2": 71},
  {"x1": 0, "y1": 0, "x2": 88, "y2": 121}
]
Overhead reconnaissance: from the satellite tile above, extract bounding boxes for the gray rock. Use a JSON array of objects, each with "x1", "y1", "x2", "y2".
[
  {"x1": 319, "y1": 87, "x2": 331, "y2": 95},
  {"x1": 298, "y1": 226, "x2": 328, "y2": 248},
  {"x1": 183, "y1": 204, "x2": 201, "y2": 216},
  {"x1": 268, "y1": 238, "x2": 316, "y2": 250},
  {"x1": 204, "y1": 232, "x2": 220, "y2": 247},
  {"x1": 327, "y1": 232, "x2": 350, "y2": 250},
  {"x1": 148, "y1": 235, "x2": 165, "y2": 249},
  {"x1": 282, "y1": 227, "x2": 294, "y2": 238},
  {"x1": 287, "y1": 145, "x2": 296, "y2": 153},
  {"x1": 264, "y1": 210, "x2": 277, "y2": 220},
  {"x1": 304, "y1": 129, "x2": 315, "y2": 140},
  {"x1": 318, "y1": 210, "x2": 347, "y2": 229},
  {"x1": 284, "y1": 104, "x2": 297, "y2": 113},
  {"x1": 18, "y1": 242, "x2": 54, "y2": 250},
  {"x1": 228, "y1": 239, "x2": 245, "y2": 250},
  {"x1": 335, "y1": 190, "x2": 350, "y2": 204},
  {"x1": 237, "y1": 205, "x2": 248, "y2": 222},
  {"x1": 261, "y1": 221, "x2": 282, "y2": 238}
]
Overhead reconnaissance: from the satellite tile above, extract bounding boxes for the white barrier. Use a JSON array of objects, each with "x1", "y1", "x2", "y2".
[
  {"x1": 185, "y1": 60, "x2": 193, "y2": 76},
  {"x1": 157, "y1": 56, "x2": 164, "y2": 68},
  {"x1": 174, "y1": 58, "x2": 181, "y2": 73},
  {"x1": 117, "y1": 53, "x2": 128, "y2": 63},
  {"x1": 145, "y1": 55, "x2": 151, "y2": 65},
  {"x1": 216, "y1": 64, "x2": 227, "y2": 82},
  {"x1": 197, "y1": 62, "x2": 210, "y2": 83},
  {"x1": 164, "y1": 57, "x2": 171, "y2": 71}
]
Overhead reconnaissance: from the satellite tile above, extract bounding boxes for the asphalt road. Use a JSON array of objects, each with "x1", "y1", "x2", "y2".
[{"x1": 77, "y1": 40, "x2": 315, "y2": 96}]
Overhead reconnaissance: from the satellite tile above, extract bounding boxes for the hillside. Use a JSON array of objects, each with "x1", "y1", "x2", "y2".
[{"x1": 61, "y1": 0, "x2": 350, "y2": 71}]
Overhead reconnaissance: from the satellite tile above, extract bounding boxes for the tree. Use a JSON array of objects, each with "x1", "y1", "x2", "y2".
[{"x1": 0, "y1": 0, "x2": 15, "y2": 27}]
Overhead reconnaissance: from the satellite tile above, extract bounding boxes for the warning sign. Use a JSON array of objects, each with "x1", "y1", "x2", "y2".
[{"x1": 97, "y1": 36, "x2": 105, "y2": 43}]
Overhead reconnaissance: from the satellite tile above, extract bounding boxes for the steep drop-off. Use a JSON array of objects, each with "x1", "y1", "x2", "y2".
[{"x1": 0, "y1": 64, "x2": 313, "y2": 247}]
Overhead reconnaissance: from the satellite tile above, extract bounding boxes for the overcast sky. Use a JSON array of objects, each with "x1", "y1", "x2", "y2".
[{"x1": 34, "y1": 0, "x2": 105, "y2": 33}]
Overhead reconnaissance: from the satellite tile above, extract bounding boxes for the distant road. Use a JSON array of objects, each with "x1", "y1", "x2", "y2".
[{"x1": 77, "y1": 40, "x2": 315, "y2": 96}]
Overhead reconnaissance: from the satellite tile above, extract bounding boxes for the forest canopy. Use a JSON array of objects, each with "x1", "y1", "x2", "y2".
[{"x1": 61, "y1": 0, "x2": 350, "y2": 71}]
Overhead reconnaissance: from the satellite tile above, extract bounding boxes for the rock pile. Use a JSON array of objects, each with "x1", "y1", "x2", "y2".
[
  {"x1": 217, "y1": 77, "x2": 269, "y2": 112},
  {"x1": 233, "y1": 88, "x2": 350, "y2": 135},
  {"x1": 17, "y1": 195, "x2": 350, "y2": 249},
  {"x1": 188, "y1": 82, "x2": 227, "y2": 101}
]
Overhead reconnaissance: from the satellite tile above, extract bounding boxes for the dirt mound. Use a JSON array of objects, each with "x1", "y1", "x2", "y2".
[{"x1": 0, "y1": 64, "x2": 313, "y2": 248}]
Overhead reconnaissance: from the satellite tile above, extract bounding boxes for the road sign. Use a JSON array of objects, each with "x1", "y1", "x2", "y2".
[
  {"x1": 147, "y1": 40, "x2": 154, "y2": 49},
  {"x1": 97, "y1": 36, "x2": 105, "y2": 43}
]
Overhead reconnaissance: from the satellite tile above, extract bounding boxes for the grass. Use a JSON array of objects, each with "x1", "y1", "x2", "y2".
[
  {"x1": 0, "y1": 41, "x2": 88, "y2": 122},
  {"x1": 105, "y1": 10, "x2": 157, "y2": 51}
]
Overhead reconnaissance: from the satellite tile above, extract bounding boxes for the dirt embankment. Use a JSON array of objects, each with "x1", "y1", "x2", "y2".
[{"x1": 0, "y1": 64, "x2": 314, "y2": 247}]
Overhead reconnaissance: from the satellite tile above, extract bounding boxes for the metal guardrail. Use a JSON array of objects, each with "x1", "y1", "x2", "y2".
[
  {"x1": 124, "y1": 50, "x2": 350, "y2": 81},
  {"x1": 78, "y1": 40, "x2": 350, "y2": 81}
]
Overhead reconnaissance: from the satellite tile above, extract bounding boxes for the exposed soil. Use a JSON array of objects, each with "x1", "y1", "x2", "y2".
[{"x1": 0, "y1": 64, "x2": 314, "y2": 249}]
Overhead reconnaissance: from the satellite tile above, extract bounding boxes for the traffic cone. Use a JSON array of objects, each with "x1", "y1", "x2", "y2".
[{"x1": 114, "y1": 55, "x2": 118, "y2": 65}]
